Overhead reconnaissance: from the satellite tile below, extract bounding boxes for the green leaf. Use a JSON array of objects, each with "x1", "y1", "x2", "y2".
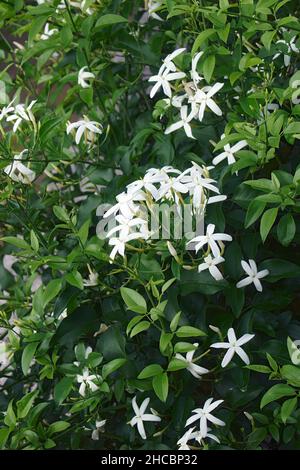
[
  {"x1": 246, "y1": 364, "x2": 272, "y2": 373},
  {"x1": 17, "y1": 391, "x2": 38, "y2": 419},
  {"x1": 130, "y1": 321, "x2": 150, "y2": 338},
  {"x1": 53, "y1": 205, "x2": 69, "y2": 223},
  {"x1": 102, "y1": 358, "x2": 126, "y2": 379},
  {"x1": 43, "y1": 279, "x2": 62, "y2": 307},
  {"x1": 65, "y1": 271, "x2": 84, "y2": 290},
  {"x1": 0, "y1": 427, "x2": 10, "y2": 449},
  {"x1": 176, "y1": 326, "x2": 206, "y2": 337},
  {"x1": 203, "y1": 55, "x2": 215, "y2": 83},
  {"x1": 126, "y1": 315, "x2": 143, "y2": 335},
  {"x1": 281, "y1": 365, "x2": 300, "y2": 387},
  {"x1": 48, "y1": 421, "x2": 71, "y2": 436},
  {"x1": 281, "y1": 397, "x2": 297, "y2": 424},
  {"x1": 261, "y1": 30, "x2": 276, "y2": 50},
  {"x1": 78, "y1": 219, "x2": 90, "y2": 246},
  {"x1": 54, "y1": 377, "x2": 74, "y2": 405},
  {"x1": 1, "y1": 236, "x2": 31, "y2": 250},
  {"x1": 170, "y1": 311, "x2": 181, "y2": 332},
  {"x1": 28, "y1": 15, "x2": 48, "y2": 46},
  {"x1": 167, "y1": 358, "x2": 187, "y2": 371},
  {"x1": 138, "y1": 364, "x2": 164, "y2": 379},
  {"x1": 277, "y1": 214, "x2": 296, "y2": 246},
  {"x1": 260, "y1": 384, "x2": 296, "y2": 409},
  {"x1": 60, "y1": 24, "x2": 73, "y2": 47},
  {"x1": 174, "y1": 342, "x2": 197, "y2": 353},
  {"x1": 192, "y1": 29, "x2": 215, "y2": 55},
  {"x1": 21, "y1": 342, "x2": 39, "y2": 375},
  {"x1": 260, "y1": 259, "x2": 300, "y2": 282},
  {"x1": 162, "y1": 277, "x2": 176, "y2": 294},
  {"x1": 260, "y1": 207, "x2": 278, "y2": 242},
  {"x1": 95, "y1": 14, "x2": 128, "y2": 29},
  {"x1": 152, "y1": 373, "x2": 169, "y2": 402},
  {"x1": 30, "y1": 230, "x2": 39, "y2": 252},
  {"x1": 245, "y1": 199, "x2": 266, "y2": 228},
  {"x1": 4, "y1": 401, "x2": 16, "y2": 428},
  {"x1": 120, "y1": 287, "x2": 147, "y2": 314}
]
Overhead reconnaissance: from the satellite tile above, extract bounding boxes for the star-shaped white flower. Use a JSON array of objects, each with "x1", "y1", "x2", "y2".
[
  {"x1": 108, "y1": 232, "x2": 143, "y2": 260},
  {"x1": 198, "y1": 254, "x2": 224, "y2": 280},
  {"x1": 189, "y1": 427, "x2": 220, "y2": 446},
  {"x1": 103, "y1": 190, "x2": 146, "y2": 220},
  {"x1": 212, "y1": 135, "x2": 248, "y2": 166},
  {"x1": 188, "y1": 223, "x2": 232, "y2": 257},
  {"x1": 193, "y1": 83, "x2": 224, "y2": 121},
  {"x1": 236, "y1": 259, "x2": 269, "y2": 292},
  {"x1": 106, "y1": 214, "x2": 147, "y2": 239},
  {"x1": 175, "y1": 343, "x2": 209, "y2": 379},
  {"x1": 129, "y1": 396, "x2": 161, "y2": 440},
  {"x1": 76, "y1": 368, "x2": 99, "y2": 396},
  {"x1": 149, "y1": 69, "x2": 186, "y2": 99},
  {"x1": 66, "y1": 117, "x2": 102, "y2": 144},
  {"x1": 6, "y1": 100, "x2": 36, "y2": 132},
  {"x1": 177, "y1": 426, "x2": 195, "y2": 450},
  {"x1": 185, "y1": 398, "x2": 225, "y2": 437},
  {"x1": 91, "y1": 419, "x2": 106, "y2": 440},
  {"x1": 40, "y1": 23, "x2": 58, "y2": 40},
  {"x1": 4, "y1": 150, "x2": 36, "y2": 184},
  {"x1": 78, "y1": 66, "x2": 95, "y2": 88},
  {"x1": 273, "y1": 36, "x2": 299, "y2": 67},
  {"x1": 158, "y1": 48, "x2": 186, "y2": 74},
  {"x1": 165, "y1": 105, "x2": 195, "y2": 139},
  {"x1": 210, "y1": 327, "x2": 255, "y2": 367},
  {"x1": 190, "y1": 51, "x2": 204, "y2": 85}
]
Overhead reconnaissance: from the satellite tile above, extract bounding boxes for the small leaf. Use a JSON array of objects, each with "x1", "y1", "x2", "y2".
[
  {"x1": 167, "y1": 358, "x2": 187, "y2": 371},
  {"x1": 176, "y1": 326, "x2": 206, "y2": 337},
  {"x1": 65, "y1": 271, "x2": 84, "y2": 290},
  {"x1": 120, "y1": 287, "x2": 147, "y2": 314},
  {"x1": 203, "y1": 55, "x2": 215, "y2": 83},
  {"x1": 130, "y1": 321, "x2": 150, "y2": 338},
  {"x1": 95, "y1": 14, "x2": 127, "y2": 29},
  {"x1": 54, "y1": 377, "x2": 74, "y2": 405},
  {"x1": 48, "y1": 421, "x2": 71, "y2": 436},
  {"x1": 245, "y1": 199, "x2": 266, "y2": 228},
  {"x1": 21, "y1": 342, "x2": 39, "y2": 375},
  {"x1": 152, "y1": 373, "x2": 169, "y2": 402},
  {"x1": 277, "y1": 214, "x2": 296, "y2": 246},
  {"x1": 102, "y1": 358, "x2": 126, "y2": 379},
  {"x1": 138, "y1": 364, "x2": 163, "y2": 379},
  {"x1": 260, "y1": 384, "x2": 296, "y2": 409},
  {"x1": 281, "y1": 397, "x2": 297, "y2": 424},
  {"x1": 260, "y1": 207, "x2": 278, "y2": 242}
]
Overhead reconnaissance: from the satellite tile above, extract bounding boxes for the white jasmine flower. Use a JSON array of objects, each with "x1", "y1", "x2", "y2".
[
  {"x1": 76, "y1": 368, "x2": 99, "y2": 396},
  {"x1": 188, "y1": 223, "x2": 232, "y2": 257},
  {"x1": 107, "y1": 215, "x2": 147, "y2": 239},
  {"x1": 177, "y1": 426, "x2": 195, "y2": 450},
  {"x1": 40, "y1": 23, "x2": 58, "y2": 40},
  {"x1": 130, "y1": 396, "x2": 161, "y2": 440},
  {"x1": 198, "y1": 254, "x2": 224, "y2": 281},
  {"x1": 212, "y1": 135, "x2": 248, "y2": 166},
  {"x1": 0, "y1": 98, "x2": 16, "y2": 120},
  {"x1": 4, "y1": 150, "x2": 36, "y2": 184},
  {"x1": 165, "y1": 105, "x2": 195, "y2": 139},
  {"x1": 108, "y1": 232, "x2": 143, "y2": 260},
  {"x1": 175, "y1": 343, "x2": 209, "y2": 379},
  {"x1": 83, "y1": 271, "x2": 99, "y2": 287},
  {"x1": 78, "y1": 66, "x2": 95, "y2": 88},
  {"x1": 103, "y1": 190, "x2": 146, "y2": 220},
  {"x1": 3, "y1": 254, "x2": 18, "y2": 278},
  {"x1": 91, "y1": 419, "x2": 106, "y2": 440},
  {"x1": 66, "y1": 117, "x2": 103, "y2": 145},
  {"x1": 190, "y1": 51, "x2": 204, "y2": 85},
  {"x1": 159, "y1": 48, "x2": 186, "y2": 74},
  {"x1": 6, "y1": 100, "x2": 36, "y2": 132},
  {"x1": 147, "y1": 0, "x2": 163, "y2": 21},
  {"x1": 185, "y1": 398, "x2": 225, "y2": 437},
  {"x1": 193, "y1": 83, "x2": 224, "y2": 121},
  {"x1": 148, "y1": 69, "x2": 186, "y2": 99},
  {"x1": 236, "y1": 259, "x2": 269, "y2": 292},
  {"x1": 210, "y1": 327, "x2": 255, "y2": 367},
  {"x1": 189, "y1": 427, "x2": 220, "y2": 445},
  {"x1": 273, "y1": 36, "x2": 299, "y2": 66}
]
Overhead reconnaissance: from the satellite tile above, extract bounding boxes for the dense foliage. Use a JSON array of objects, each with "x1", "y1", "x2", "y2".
[{"x1": 0, "y1": 0, "x2": 300, "y2": 450}]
